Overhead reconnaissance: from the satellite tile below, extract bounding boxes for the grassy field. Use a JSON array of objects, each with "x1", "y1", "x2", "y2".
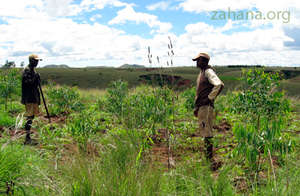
[
  {"x1": 0, "y1": 67, "x2": 300, "y2": 195},
  {"x1": 37, "y1": 66, "x2": 300, "y2": 96}
]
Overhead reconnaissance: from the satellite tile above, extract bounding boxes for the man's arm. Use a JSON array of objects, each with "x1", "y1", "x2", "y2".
[
  {"x1": 194, "y1": 72, "x2": 202, "y2": 117},
  {"x1": 205, "y1": 69, "x2": 224, "y2": 101}
]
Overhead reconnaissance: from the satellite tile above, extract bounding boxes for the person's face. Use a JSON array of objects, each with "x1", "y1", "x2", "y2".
[
  {"x1": 29, "y1": 59, "x2": 39, "y2": 68},
  {"x1": 196, "y1": 57, "x2": 209, "y2": 68}
]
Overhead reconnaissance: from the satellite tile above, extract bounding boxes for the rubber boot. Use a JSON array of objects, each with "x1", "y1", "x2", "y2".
[
  {"x1": 24, "y1": 132, "x2": 32, "y2": 145},
  {"x1": 24, "y1": 117, "x2": 38, "y2": 145},
  {"x1": 24, "y1": 132, "x2": 38, "y2": 146}
]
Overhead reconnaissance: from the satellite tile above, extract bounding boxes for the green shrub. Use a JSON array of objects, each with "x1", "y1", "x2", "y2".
[
  {"x1": 105, "y1": 80, "x2": 128, "y2": 116},
  {"x1": 46, "y1": 84, "x2": 84, "y2": 115},
  {"x1": 232, "y1": 68, "x2": 294, "y2": 173},
  {"x1": 64, "y1": 110, "x2": 107, "y2": 146},
  {"x1": 181, "y1": 86, "x2": 196, "y2": 110},
  {"x1": 0, "y1": 68, "x2": 21, "y2": 110},
  {"x1": 233, "y1": 68, "x2": 291, "y2": 124},
  {"x1": 67, "y1": 112, "x2": 98, "y2": 136},
  {"x1": 123, "y1": 85, "x2": 175, "y2": 128},
  {"x1": 0, "y1": 111, "x2": 15, "y2": 127},
  {"x1": 95, "y1": 96, "x2": 106, "y2": 111}
]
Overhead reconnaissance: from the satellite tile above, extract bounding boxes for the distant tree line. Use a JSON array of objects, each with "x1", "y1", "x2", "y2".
[
  {"x1": 227, "y1": 65, "x2": 263, "y2": 68},
  {"x1": 0, "y1": 60, "x2": 24, "y2": 68}
]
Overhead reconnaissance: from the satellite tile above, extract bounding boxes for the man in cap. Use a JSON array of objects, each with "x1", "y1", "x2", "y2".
[
  {"x1": 21, "y1": 54, "x2": 42, "y2": 145},
  {"x1": 193, "y1": 53, "x2": 224, "y2": 167}
]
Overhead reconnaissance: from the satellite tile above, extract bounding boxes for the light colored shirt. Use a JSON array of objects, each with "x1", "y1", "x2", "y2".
[{"x1": 198, "y1": 68, "x2": 224, "y2": 101}]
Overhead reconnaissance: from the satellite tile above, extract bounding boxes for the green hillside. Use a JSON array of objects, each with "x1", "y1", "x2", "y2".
[
  {"x1": 36, "y1": 66, "x2": 300, "y2": 96},
  {"x1": 43, "y1": 64, "x2": 70, "y2": 68},
  {"x1": 119, "y1": 64, "x2": 145, "y2": 68}
]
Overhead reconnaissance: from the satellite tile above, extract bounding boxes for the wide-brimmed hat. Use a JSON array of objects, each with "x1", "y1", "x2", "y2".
[
  {"x1": 192, "y1": 53, "x2": 210, "y2": 61},
  {"x1": 29, "y1": 54, "x2": 42, "y2": 61}
]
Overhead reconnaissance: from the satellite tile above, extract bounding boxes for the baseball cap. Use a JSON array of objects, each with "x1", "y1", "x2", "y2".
[
  {"x1": 29, "y1": 54, "x2": 42, "y2": 61},
  {"x1": 192, "y1": 53, "x2": 210, "y2": 61}
]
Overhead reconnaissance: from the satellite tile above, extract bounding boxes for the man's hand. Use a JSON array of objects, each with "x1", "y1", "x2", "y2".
[
  {"x1": 208, "y1": 95, "x2": 214, "y2": 102},
  {"x1": 194, "y1": 108, "x2": 199, "y2": 117}
]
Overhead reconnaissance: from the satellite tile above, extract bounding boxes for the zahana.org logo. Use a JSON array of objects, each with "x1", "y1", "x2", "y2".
[{"x1": 211, "y1": 7, "x2": 290, "y2": 23}]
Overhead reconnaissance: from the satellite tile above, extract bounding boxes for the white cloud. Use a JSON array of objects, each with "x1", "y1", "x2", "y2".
[
  {"x1": 109, "y1": 5, "x2": 172, "y2": 34},
  {"x1": 179, "y1": 0, "x2": 300, "y2": 13},
  {"x1": 80, "y1": 0, "x2": 130, "y2": 11},
  {"x1": 178, "y1": 0, "x2": 253, "y2": 13},
  {"x1": 44, "y1": 0, "x2": 83, "y2": 17},
  {"x1": 0, "y1": 0, "x2": 300, "y2": 67},
  {"x1": 0, "y1": 0, "x2": 44, "y2": 18},
  {"x1": 177, "y1": 0, "x2": 300, "y2": 64},
  {"x1": 146, "y1": 1, "x2": 170, "y2": 11},
  {"x1": 0, "y1": 0, "x2": 86, "y2": 18},
  {"x1": 0, "y1": 0, "x2": 128, "y2": 18},
  {"x1": 158, "y1": 20, "x2": 298, "y2": 66},
  {"x1": 0, "y1": 15, "x2": 143, "y2": 65},
  {"x1": 1, "y1": 15, "x2": 299, "y2": 67},
  {"x1": 179, "y1": 0, "x2": 300, "y2": 29},
  {"x1": 0, "y1": 0, "x2": 148, "y2": 66}
]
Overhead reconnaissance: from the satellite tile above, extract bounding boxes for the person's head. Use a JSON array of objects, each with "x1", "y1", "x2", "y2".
[
  {"x1": 192, "y1": 53, "x2": 210, "y2": 69},
  {"x1": 28, "y1": 54, "x2": 42, "y2": 68}
]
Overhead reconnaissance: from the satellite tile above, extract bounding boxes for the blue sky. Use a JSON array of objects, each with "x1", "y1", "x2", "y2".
[
  {"x1": 0, "y1": 0, "x2": 299, "y2": 67},
  {"x1": 68, "y1": 0, "x2": 227, "y2": 37}
]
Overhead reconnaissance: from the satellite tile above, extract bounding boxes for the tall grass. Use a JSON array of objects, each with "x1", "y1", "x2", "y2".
[
  {"x1": 160, "y1": 163, "x2": 236, "y2": 196},
  {"x1": 64, "y1": 129, "x2": 161, "y2": 196},
  {"x1": 61, "y1": 128, "x2": 237, "y2": 196},
  {"x1": 0, "y1": 145, "x2": 53, "y2": 195}
]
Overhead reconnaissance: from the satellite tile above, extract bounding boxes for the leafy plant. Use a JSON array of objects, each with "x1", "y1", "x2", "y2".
[
  {"x1": 181, "y1": 86, "x2": 196, "y2": 110},
  {"x1": 0, "y1": 111, "x2": 15, "y2": 127},
  {"x1": 232, "y1": 68, "x2": 294, "y2": 177},
  {"x1": 233, "y1": 117, "x2": 294, "y2": 170},
  {"x1": 64, "y1": 110, "x2": 106, "y2": 147},
  {"x1": 0, "y1": 68, "x2": 21, "y2": 110},
  {"x1": 39, "y1": 123, "x2": 68, "y2": 145},
  {"x1": 233, "y1": 69, "x2": 290, "y2": 126},
  {"x1": 122, "y1": 85, "x2": 175, "y2": 129},
  {"x1": 46, "y1": 84, "x2": 84, "y2": 115},
  {"x1": 105, "y1": 80, "x2": 128, "y2": 116},
  {"x1": 67, "y1": 113, "x2": 97, "y2": 136}
]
